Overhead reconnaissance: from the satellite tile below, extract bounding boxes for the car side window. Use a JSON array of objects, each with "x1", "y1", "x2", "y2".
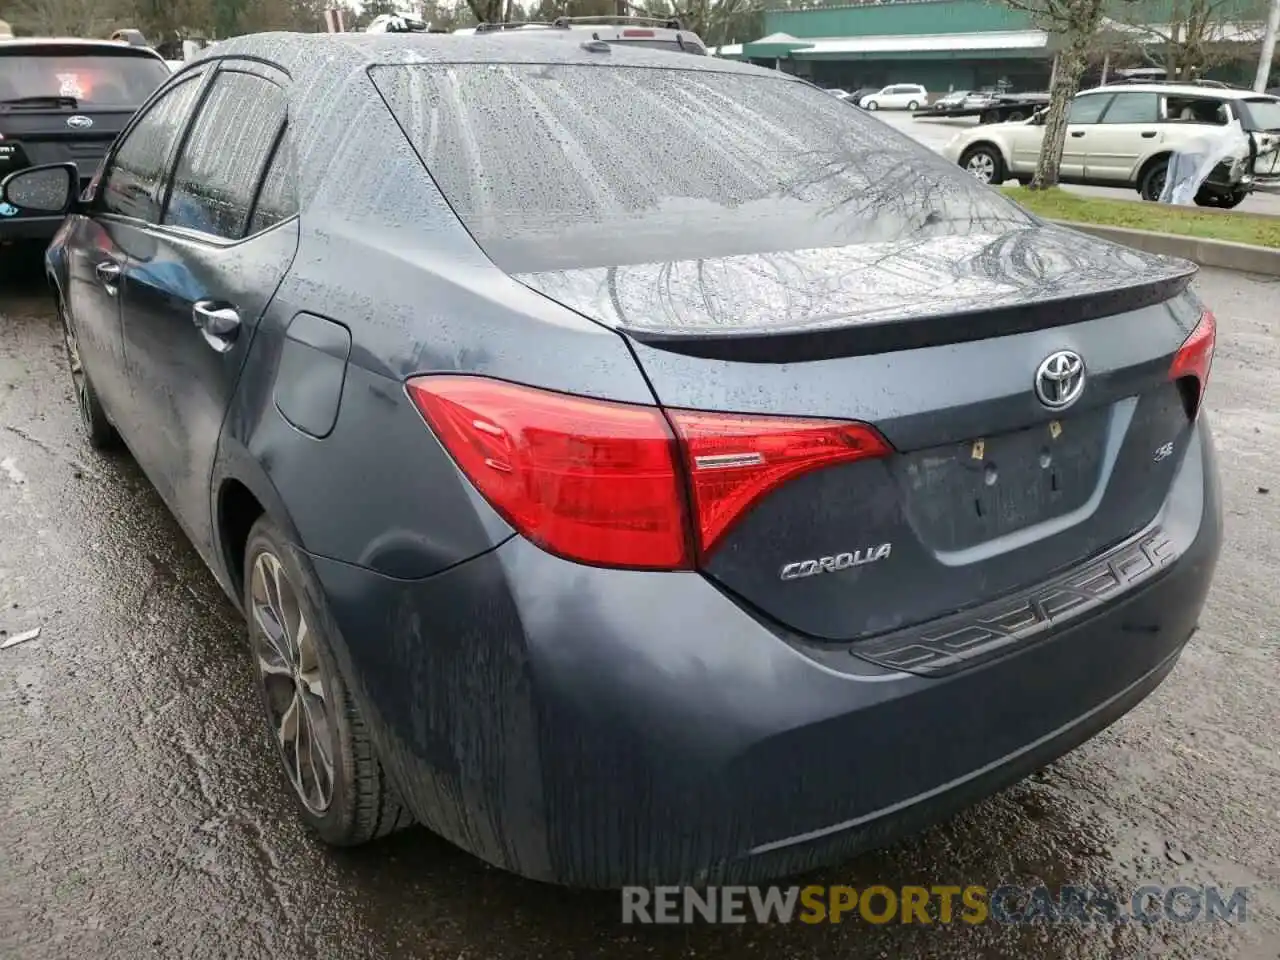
[
  {"x1": 99, "y1": 75, "x2": 205, "y2": 222},
  {"x1": 1067, "y1": 94, "x2": 1111, "y2": 125},
  {"x1": 1100, "y1": 92, "x2": 1159, "y2": 124},
  {"x1": 163, "y1": 70, "x2": 287, "y2": 241},
  {"x1": 1164, "y1": 96, "x2": 1231, "y2": 125},
  {"x1": 247, "y1": 130, "x2": 298, "y2": 235}
]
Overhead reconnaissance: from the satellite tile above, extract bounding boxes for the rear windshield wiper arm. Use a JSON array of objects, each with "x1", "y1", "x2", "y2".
[{"x1": 0, "y1": 95, "x2": 80, "y2": 108}]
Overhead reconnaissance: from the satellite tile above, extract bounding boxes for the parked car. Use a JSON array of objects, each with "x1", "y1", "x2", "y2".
[
  {"x1": 834, "y1": 86, "x2": 872, "y2": 108},
  {"x1": 942, "y1": 81, "x2": 1276, "y2": 206},
  {"x1": 3, "y1": 31, "x2": 1222, "y2": 888},
  {"x1": 930, "y1": 89, "x2": 970, "y2": 110},
  {"x1": 859, "y1": 83, "x2": 927, "y2": 111},
  {"x1": 0, "y1": 37, "x2": 170, "y2": 245}
]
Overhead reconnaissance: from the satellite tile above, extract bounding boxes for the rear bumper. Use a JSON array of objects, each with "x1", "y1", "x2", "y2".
[{"x1": 310, "y1": 420, "x2": 1222, "y2": 888}]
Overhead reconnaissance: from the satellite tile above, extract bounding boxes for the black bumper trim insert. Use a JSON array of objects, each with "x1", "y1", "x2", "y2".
[{"x1": 849, "y1": 527, "x2": 1178, "y2": 676}]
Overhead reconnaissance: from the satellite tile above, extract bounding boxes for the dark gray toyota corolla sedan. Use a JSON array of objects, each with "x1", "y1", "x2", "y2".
[{"x1": 3, "y1": 31, "x2": 1221, "y2": 887}]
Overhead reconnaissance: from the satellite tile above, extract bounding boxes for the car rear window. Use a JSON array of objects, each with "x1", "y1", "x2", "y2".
[
  {"x1": 1243, "y1": 97, "x2": 1280, "y2": 130},
  {"x1": 370, "y1": 63, "x2": 1031, "y2": 272},
  {"x1": 0, "y1": 50, "x2": 170, "y2": 107}
]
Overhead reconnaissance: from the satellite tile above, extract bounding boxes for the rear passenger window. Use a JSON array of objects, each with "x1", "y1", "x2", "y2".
[
  {"x1": 247, "y1": 131, "x2": 298, "y2": 235},
  {"x1": 1165, "y1": 96, "x2": 1230, "y2": 125},
  {"x1": 164, "y1": 71, "x2": 286, "y2": 240}
]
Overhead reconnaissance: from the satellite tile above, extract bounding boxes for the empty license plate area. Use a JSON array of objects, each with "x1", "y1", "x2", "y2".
[{"x1": 894, "y1": 405, "x2": 1111, "y2": 553}]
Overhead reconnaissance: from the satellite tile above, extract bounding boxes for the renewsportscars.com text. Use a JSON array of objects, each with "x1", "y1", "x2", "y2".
[{"x1": 621, "y1": 884, "x2": 1249, "y2": 926}]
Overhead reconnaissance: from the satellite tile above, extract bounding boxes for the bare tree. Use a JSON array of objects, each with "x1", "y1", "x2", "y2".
[
  {"x1": 631, "y1": 0, "x2": 763, "y2": 45},
  {"x1": 6, "y1": 0, "x2": 129, "y2": 36},
  {"x1": 1112, "y1": 0, "x2": 1266, "y2": 80},
  {"x1": 1004, "y1": 0, "x2": 1113, "y2": 189}
]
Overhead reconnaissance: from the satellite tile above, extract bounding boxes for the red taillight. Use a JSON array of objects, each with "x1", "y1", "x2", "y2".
[
  {"x1": 622, "y1": 28, "x2": 656, "y2": 36},
  {"x1": 406, "y1": 377, "x2": 691, "y2": 569},
  {"x1": 1169, "y1": 309, "x2": 1216, "y2": 418},
  {"x1": 406, "y1": 377, "x2": 892, "y2": 570},
  {"x1": 667, "y1": 410, "x2": 891, "y2": 556}
]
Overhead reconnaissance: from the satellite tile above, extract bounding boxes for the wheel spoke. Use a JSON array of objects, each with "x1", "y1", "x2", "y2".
[
  {"x1": 256, "y1": 650, "x2": 292, "y2": 679},
  {"x1": 294, "y1": 615, "x2": 324, "y2": 698},
  {"x1": 295, "y1": 705, "x2": 315, "y2": 806},
  {"x1": 252, "y1": 600, "x2": 291, "y2": 664},
  {"x1": 278, "y1": 688, "x2": 301, "y2": 747}
]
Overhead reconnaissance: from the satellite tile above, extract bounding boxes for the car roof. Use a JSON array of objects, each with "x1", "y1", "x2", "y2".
[
  {"x1": 1079, "y1": 82, "x2": 1263, "y2": 100},
  {"x1": 199, "y1": 30, "x2": 766, "y2": 79}
]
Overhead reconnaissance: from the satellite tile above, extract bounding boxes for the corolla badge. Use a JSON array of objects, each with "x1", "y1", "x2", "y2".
[
  {"x1": 780, "y1": 544, "x2": 892, "y2": 581},
  {"x1": 66, "y1": 115, "x2": 94, "y2": 129}
]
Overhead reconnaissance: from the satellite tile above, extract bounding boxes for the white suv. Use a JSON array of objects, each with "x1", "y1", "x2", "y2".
[
  {"x1": 941, "y1": 81, "x2": 1280, "y2": 207},
  {"x1": 859, "y1": 84, "x2": 928, "y2": 111}
]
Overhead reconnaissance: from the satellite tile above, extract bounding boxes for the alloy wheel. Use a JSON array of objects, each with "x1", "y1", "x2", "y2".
[
  {"x1": 250, "y1": 550, "x2": 335, "y2": 814},
  {"x1": 965, "y1": 152, "x2": 996, "y2": 183}
]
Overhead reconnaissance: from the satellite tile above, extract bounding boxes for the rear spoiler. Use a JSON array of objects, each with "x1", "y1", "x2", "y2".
[{"x1": 622, "y1": 271, "x2": 1196, "y2": 363}]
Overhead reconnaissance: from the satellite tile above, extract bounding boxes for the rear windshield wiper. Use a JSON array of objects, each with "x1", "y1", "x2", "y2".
[{"x1": 0, "y1": 95, "x2": 80, "y2": 109}]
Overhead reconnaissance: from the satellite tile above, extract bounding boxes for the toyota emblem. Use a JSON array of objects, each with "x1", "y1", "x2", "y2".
[
  {"x1": 1034, "y1": 350, "x2": 1085, "y2": 409},
  {"x1": 66, "y1": 115, "x2": 94, "y2": 129}
]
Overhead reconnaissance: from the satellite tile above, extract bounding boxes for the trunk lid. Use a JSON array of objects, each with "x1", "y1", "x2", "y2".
[{"x1": 516, "y1": 224, "x2": 1203, "y2": 642}]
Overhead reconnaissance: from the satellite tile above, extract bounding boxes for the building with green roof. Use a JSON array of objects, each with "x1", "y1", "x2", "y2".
[{"x1": 715, "y1": 0, "x2": 1272, "y2": 97}]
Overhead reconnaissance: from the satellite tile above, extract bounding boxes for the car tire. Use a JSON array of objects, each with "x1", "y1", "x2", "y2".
[
  {"x1": 1194, "y1": 189, "x2": 1248, "y2": 209},
  {"x1": 1138, "y1": 157, "x2": 1169, "y2": 202},
  {"x1": 867, "y1": 100, "x2": 878, "y2": 111},
  {"x1": 959, "y1": 144, "x2": 1004, "y2": 186},
  {"x1": 57, "y1": 299, "x2": 119, "y2": 451},
  {"x1": 907, "y1": 100, "x2": 919, "y2": 111},
  {"x1": 244, "y1": 517, "x2": 413, "y2": 846}
]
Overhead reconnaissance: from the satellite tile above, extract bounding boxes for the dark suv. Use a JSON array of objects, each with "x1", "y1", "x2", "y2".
[{"x1": 0, "y1": 38, "x2": 170, "y2": 242}]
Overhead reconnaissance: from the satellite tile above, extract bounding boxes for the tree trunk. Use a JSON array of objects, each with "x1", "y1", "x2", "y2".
[{"x1": 1031, "y1": 36, "x2": 1088, "y2": 190}]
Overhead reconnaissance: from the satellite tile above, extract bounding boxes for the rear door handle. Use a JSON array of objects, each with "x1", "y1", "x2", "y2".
[
  {"x1": 94, "y1": 260, "x2": 121, "y2": 295},
  {"x1": 192, "y1": 300, "x2": 241, "y2": 353},
  {"x1": 1070, "y1": 131, "x2": 1086, "y2": 138},
  {"x1": 1141, "y1": 131, "x2": 1158, "y2": 138}
]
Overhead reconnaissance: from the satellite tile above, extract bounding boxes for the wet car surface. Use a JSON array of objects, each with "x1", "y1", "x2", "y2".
[{"x1": 2, "y1": 246, "x2": 1279, "y2": 956}]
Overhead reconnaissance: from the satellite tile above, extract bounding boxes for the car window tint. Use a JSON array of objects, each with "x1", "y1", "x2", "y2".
[
  {"x1": 1101, "y1": 92, "x2": 1158, "y2": 124},
  {"x1": 164, "y1": 71, "x2": 286, "y2": 240},
  {"x1": 1166, "y1": 96, "x2": 1230, "y2": 125},
  {"x1": 1068, "y1": 94, "x2": 1110, "y2": 124},
  {"x1": 99, "y1": 74, "x2": 204, "y2": 222},
  {"x1": 247, "y1": 129, "x2": 298, "y2": 234},
  {"x1": 370, "y1": 63, "x2": 1033, "y2": 274}
]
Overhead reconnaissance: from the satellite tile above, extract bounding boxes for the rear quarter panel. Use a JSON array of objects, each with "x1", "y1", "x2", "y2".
[{"x1": 218, "y1": 67, "x2": 657, "y2": 581}]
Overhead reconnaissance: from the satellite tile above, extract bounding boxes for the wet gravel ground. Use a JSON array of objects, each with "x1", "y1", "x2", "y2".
[{"x1": 2, "y1": 244, "x2": 1279, "y2": 959}]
